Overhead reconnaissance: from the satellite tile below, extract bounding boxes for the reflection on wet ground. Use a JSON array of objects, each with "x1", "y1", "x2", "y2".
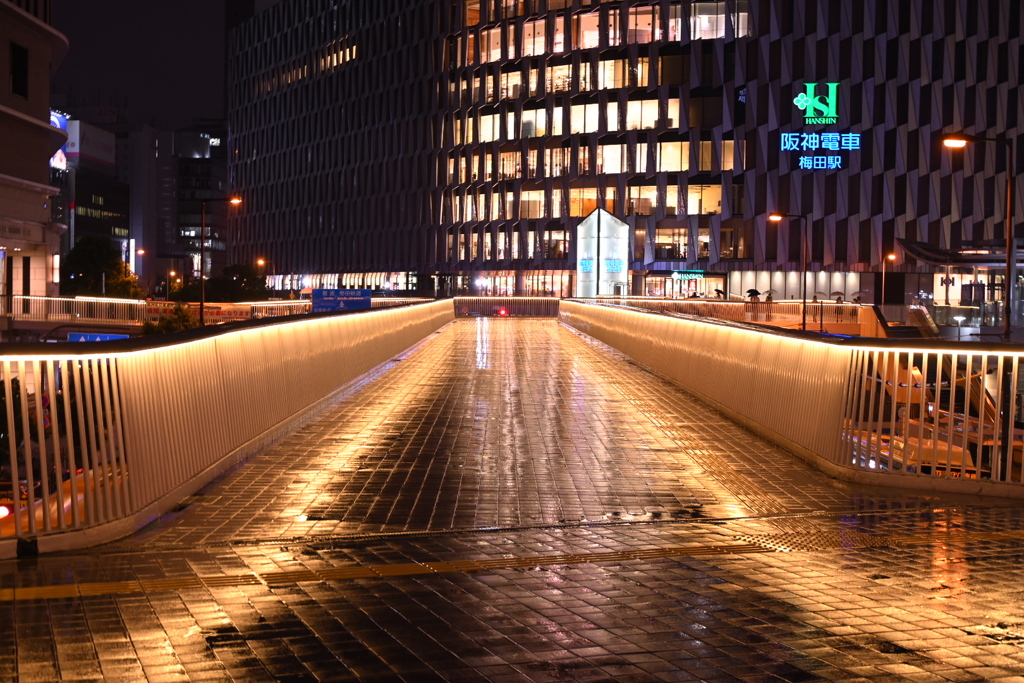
[{"x1": 4, "y1": 319, "x2": 1024, "y2": 681}]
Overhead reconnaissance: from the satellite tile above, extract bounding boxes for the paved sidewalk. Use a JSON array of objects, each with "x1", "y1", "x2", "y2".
[{"x1": 4, "y1": 319, "x2": 1024, "y2": 681}]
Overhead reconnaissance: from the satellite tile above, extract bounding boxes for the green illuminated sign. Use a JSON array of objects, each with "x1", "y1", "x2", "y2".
[{"x1": 793, "y1": 83, "x2": 839, "y2": 125}]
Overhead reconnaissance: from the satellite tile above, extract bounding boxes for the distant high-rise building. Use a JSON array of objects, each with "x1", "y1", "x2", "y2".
[
  {"x1": 0, "y1": 0, "x2": 67, "y2": 303},
  {"x1": 228, "y1": 0, "x2": 1024, "y2": 303}
]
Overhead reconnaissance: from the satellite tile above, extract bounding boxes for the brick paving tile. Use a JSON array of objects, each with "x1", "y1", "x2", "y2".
[{"x1": 4, "y1": 320, "x2": 1024, "y2": 680}]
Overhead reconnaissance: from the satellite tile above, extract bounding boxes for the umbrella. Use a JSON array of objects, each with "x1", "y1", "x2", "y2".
[
  {"x1": 764, "y1": 288, "x2": 778, "y2": 294},
  {"x1": 746, "y1": 289, "x2": 761, "y2": 296},
  {"x1": 714, "y1": 288, "x2": 725, "y2": 296},
  {"x1": 851, "y1": 290, "x2": 870, "y2": 296},
  {"x1": 831, "y1": 291, "x2": 845, "y2": 297},
  {"x1": 813, "y1": 291, "x2": 829, "y2": 297}
]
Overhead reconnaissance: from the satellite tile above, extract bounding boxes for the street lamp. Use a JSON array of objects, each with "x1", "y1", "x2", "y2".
[
  {"x1": 768, "y1": 213, "x2": 808, "y2": 330},
  {"x1": 199, "y1": 196, "x2": 242, "y2": 325},
  {"x1": 943, "y1": 132, "x2": 1016, "y2": 339},
  {"x1": 880, "y1": 253, "x2": 895, "y2": 304}
]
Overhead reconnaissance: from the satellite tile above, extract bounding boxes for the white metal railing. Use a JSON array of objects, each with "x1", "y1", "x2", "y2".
[
  {"x1": 571, "y1": 297, "x2": 865, "y2": 333},
  {"x1": 453, "y1": 296, "x2": 560, "y2": 317},
  {"x1": 560, "y1": 300, "x2": 1024, "y2": 498},
  {"x1": 10, "y1": 296, "x2": 149, "y2": 324},
  {"x1": 0, "y1": 300, "x2": 453, "y2": 554}
]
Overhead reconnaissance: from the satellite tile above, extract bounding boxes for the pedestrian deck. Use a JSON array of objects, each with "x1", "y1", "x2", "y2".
[{"x1": 4, "y1": 319, "x2": 1024, "y2": 681}]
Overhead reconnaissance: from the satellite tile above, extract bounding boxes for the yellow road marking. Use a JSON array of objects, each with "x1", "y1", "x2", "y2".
[{"x1": 4, "y1": 528, "x2": 1021, "y2": 602}]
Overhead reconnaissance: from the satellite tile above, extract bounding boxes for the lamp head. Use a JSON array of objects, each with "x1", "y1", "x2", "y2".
[
  {"x1": 229, "y1": 196, "x2": 242, "y2": 205},
  {"x1": 768, "y1": 214, "x2": 784, "y2": 222},
  {"x1": 943, "y1": 138, "x2": 969, "y2": 149},
  {"x1": 887, "y1": 253, "x2": 896, "y2": 261}
]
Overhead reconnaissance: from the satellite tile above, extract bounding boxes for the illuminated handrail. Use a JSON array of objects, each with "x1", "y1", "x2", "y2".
[
  {"x1": 560, "y1": 300, "x2": 1024, "y2": 499},
  {"x1": 10, "y1": 296, "x2": 148, "y2": 324},
  {"x1": 0, "y1": 300, "x2": 454, "y2": 556}
]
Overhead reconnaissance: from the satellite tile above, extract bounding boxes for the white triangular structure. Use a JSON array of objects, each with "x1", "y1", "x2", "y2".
[{"x1": 575, "y1": 208, "x2": 630, "y2": 297}]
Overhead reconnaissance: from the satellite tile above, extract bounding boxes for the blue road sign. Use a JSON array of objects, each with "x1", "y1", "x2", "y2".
[
  {"x1": 311, "y1": 289, "x2": 372, "y2": 313},
  {"x1": 68, "y1": 333, "x2": 130, "y2": 342}
]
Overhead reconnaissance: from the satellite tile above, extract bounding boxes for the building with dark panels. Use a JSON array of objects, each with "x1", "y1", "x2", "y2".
[
  {"x1": 228, "y1": 0, "x2": 1024, "y2": 303},
  {"x1": 0, "y1": 0, "x2": 66, "y2": 300}
]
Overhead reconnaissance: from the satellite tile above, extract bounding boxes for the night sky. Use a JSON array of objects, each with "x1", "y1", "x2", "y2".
[{"x1": 50, "y1": 0, "x2": 226, "y2": 129}]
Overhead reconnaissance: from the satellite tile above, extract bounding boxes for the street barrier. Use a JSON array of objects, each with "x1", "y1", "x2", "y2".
[
  {"x1": 0, "y1": 300, "x2": 453, "y2": 556},
  {"x1": 560, "y1": 300, "x2": 1024, "y2": 499},
  {"x1": 453, "y1": 296, "x2": 560, "y2": 317}
]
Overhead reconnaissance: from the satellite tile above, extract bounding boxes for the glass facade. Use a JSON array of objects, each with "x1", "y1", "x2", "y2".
[{"x1": 228, "y1": 0, "x2": 1024, "y2": 299}]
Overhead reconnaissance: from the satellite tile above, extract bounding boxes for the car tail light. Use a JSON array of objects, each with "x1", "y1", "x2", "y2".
[{"x1": 498, "y1": 308, "x2": 508, "y2": 316}]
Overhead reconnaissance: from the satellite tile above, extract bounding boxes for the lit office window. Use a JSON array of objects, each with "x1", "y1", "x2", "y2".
[
  {"x1": 465, "y1": 0, "x2": 481, "y2": 26},
  {"x1": 497, "y1": 231, "x2": 507, "y2": 259},
  {"x1": 636, "y1": 142, "x2": 650, "y2": 173},
  {"x1": 598, "y1": 59, "x2": 627, "y2": 89},
  {"x1": 547, "y1": 64, "x2": 573, "y2": 92},
  {"x1": 658, "y1": 141, "x2": 690, "y2": 172},
  {"x1": 625, "y1": 100, "x2": 660, "y2": 130},
  {"x1": 553, "y1": 18, "x2": 567, "y2": 53},
  {"x1": 529, "y1": 66, "x2": 541, "y2": 95},
  {"x1": 692, "y1": 2, "x2": 726, "y2": 39},
  {"x1": 722, "y1": 139, "x2": 745, "y2": 170},
  {"x1": 580, "y1": 61, "x2": 595, "y2": 90},
  {"x1": 606, "y1": 102, "x2": 619, "y2": 131},
  {"x1": 500, "y1": 151, "x2": 520, "y2": 179},
  {"x1": 634, "y1": 57, "x2": 650, "y2": 87},
  {"x1": 570, "y1": 104, "x2": 600, "y2": 133},
  {"x1": 552, "y1": 188, "x2": 563, "y2": 218},
  {"x1": 546, "y1": 147, "x2": 570, "y2": 176},
  {"x1": 521, "y1": 108, "x2": 547, "y2": 137},
  {"x1": 655, "y1": 225, "x2": 686, "y2": 258},
  {"x1": 598, "y1": 144, "x2": 624, "y2": 173},
  {"x1": 527, "y1": 148, "x2": 539, "y2": 176},
  {"x1": 626, "y1": 7, "x2": 659, "y2": 43},
  {"x1": 608, "y1": 10, "x2": 622, "y2": 46},
  {"x1": 484, "y1": 150, "x2": 494, "y2": 180},
  {"x1": 699, "y1": 140, "x2": 714, "y2": 170},
  {"x1": 544, "y1": 229, "x2": 568, "y2": 259},
  {"x1": 666, "y1": 99, "x2": 680, "y2": 127},
  {"x1": 480, "y1": 114, "x2": 498, "y2": 142},
  {"x1": 568, "y1": 188, "x2": 616, "y2": 216},
  {"x1": 666, "y1": 185, "x2": 679, "y2": 214},
  {"x1": 501, "y1": 70, "x2": 522, "y2": 99},
  {"x1": 668, "y1": 5, "x2": 684, "y2": 41},
  {"x1": 574, "y1": 11, "x2": 601, "y2": 49},
  {"x1": 627, "y1": 186, "x2": 658, "y2": 215},
  {"x1": 521, "y1": 190, "x2": 545, "y2": 219},
  {"x1": 481, "y1": 26, "x2": 502, "y2": 62},
  {"x1": 523, "y1": 19, "x2": 545, "y2": 56},
  {"x1": 551, "y1": 105, "x2": 564, "y2": 135},
  {"x1": 686, "y1": 185, "x2": 722, "y2": 215}
]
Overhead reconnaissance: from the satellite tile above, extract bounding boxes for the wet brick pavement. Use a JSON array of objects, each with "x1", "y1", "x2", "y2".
[{"x1": 4, "y1": 319, "x2": 1024, "y2": 681}]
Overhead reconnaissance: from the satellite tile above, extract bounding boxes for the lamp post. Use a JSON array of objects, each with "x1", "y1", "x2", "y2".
[
  {"x1": 880, "y1": 252, "x2": 895, "y2": 305},
  {"x1": 943, "y1": 133, "x2": 1016, "y2": 339},
  {"x1": 768, "y1": 213, "x2": 808, "y2": 330},
  {"x1": 199, "y1": 196, "x2": 242, "y2": 325}
]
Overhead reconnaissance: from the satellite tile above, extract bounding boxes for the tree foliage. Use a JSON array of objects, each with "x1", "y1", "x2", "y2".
[
  {"x1": 172, "y1": 263, "x2": 269, "y2": 303},
  {"x1": 141, "y1": 303, "x2": 199, "y2": 335},
  {"x1": 60, "y1": 236, "x2": 143, "y2": 299}
]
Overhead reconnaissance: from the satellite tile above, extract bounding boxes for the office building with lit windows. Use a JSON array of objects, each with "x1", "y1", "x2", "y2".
[{"x1": 228, "y1": 0, "x2": 1024, "y2": 303}]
